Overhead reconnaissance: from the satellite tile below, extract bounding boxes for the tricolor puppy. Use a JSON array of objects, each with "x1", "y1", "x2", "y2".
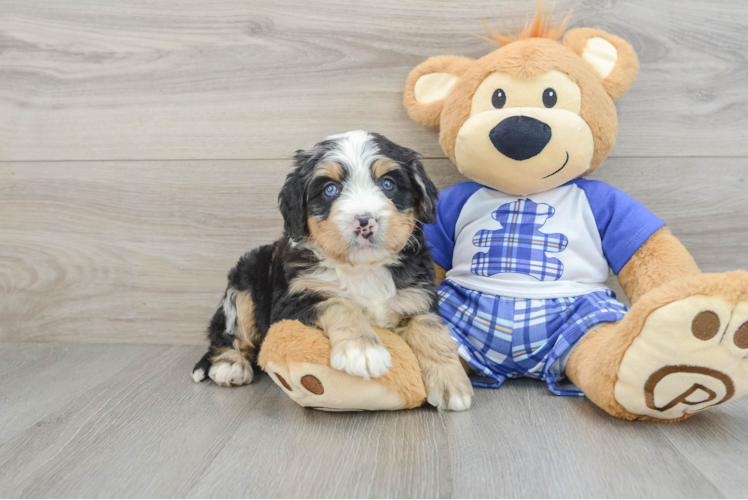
[{"x1": 192, "y1": 131, "x2": 473, "y2": 411}]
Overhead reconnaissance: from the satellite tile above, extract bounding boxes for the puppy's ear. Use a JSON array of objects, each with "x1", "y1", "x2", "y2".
[
  {"x1": 563, "y1": 28, "x2": 639, "y2": 101},
  {"x1": 407, "y1": 156, "x2": 439, "y2": 225},
  {"x1": 404, "y1": 56, "x2": 473, "y2": 127},
  {"x1": 278, "y1": 150, "x2": 311, "y2": 242}
]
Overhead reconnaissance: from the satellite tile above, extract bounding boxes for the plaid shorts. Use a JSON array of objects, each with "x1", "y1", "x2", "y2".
[{"x1": 438, "y1": 280, "x2": 628, "y2": 396}]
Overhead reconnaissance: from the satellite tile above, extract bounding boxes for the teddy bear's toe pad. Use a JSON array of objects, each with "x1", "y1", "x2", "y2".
[{"x1": 615, "y1": 296, "x2": 748, "y2": 420}]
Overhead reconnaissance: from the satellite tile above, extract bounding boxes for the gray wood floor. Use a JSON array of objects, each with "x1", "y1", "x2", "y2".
[
  {"x1": 1, "y1": 0, "x2": 748, "y2": 497},
  {"x1": 1, "y1": 342, "x2": 747, "y2": 498}
]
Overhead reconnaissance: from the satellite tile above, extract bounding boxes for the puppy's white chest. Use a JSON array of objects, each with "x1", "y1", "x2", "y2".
[{"x1": 335, "y1": 266, "x2": 397, "y2": 326}]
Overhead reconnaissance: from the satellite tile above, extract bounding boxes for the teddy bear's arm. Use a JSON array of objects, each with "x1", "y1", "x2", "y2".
[{"x1": 616, "y1": 227, "x2": 701, "y2": 304}]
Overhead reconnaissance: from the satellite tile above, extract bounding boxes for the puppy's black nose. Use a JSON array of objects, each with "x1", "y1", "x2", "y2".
[
  {"x1": 354, "y1": 214, "x2": 377, "y2": 239},
  {"x1": 489, "y1": 116, "x2": 552, "y2": 161}
]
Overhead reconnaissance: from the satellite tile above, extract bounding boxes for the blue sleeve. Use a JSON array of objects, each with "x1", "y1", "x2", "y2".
[
  {"x1": 423, "y1": 182, "x2": 483, "y2": 271},
  {"x1": 573, "y1": 179, "x2": 666, "y2": 275}
]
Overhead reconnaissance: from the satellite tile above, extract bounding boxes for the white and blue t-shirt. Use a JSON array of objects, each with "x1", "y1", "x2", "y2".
[{"x1": 424, "y1": 180, "x2": 665, "y2": 299}]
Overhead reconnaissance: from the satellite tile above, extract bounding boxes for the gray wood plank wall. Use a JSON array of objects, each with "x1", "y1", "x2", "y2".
[{"x1": 2, "y1": 0, "x2": 748, "y2": 344}]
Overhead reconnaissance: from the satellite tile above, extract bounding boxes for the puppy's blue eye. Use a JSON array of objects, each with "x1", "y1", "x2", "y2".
[
  {"x1": 324, "y1": 183, "x2": 339, "y2": 197},
  {"x1": 381, "y1": 179, "x2": 395, "y2": 192}
]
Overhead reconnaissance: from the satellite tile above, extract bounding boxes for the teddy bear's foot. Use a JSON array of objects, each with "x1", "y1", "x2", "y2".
[
  {"x1": 264, "y1": 358, "x2": 407, "y2": 411},
  {"x1": 615, "y1": 294, "x2": 748, "y2": 420},
  {"x1": 257, "y1": 320, "x2": 426, "y2": 411},
  {"x1": 567, "y1": 271, "x2": 748, "y2": 421}
]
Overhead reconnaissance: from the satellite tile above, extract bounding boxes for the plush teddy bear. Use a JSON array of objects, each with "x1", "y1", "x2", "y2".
[
  {"x1": 399, "y1": 5, "x2": 748, "y2": 421},
  {"x1": 260, "y1": 4, "x2": 748, "y2": 420}
]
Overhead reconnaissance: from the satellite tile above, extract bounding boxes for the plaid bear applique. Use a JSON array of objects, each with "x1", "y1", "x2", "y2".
[{"x1": 471, "y1": 199, "x2": 569, "y2": 281}]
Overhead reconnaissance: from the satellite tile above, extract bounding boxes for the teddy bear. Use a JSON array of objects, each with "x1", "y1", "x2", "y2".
[
  {"x1": 257, "y1": 5, "x2": 748, "y2": 421},
  {"x1": 400, "y1": 5, "x2": 748, "y2": 420}
]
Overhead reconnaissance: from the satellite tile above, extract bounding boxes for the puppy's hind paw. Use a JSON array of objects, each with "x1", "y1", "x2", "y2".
[
  {"x1": 427, "y1": 387, "x2": 473, "y2": 412},
  {"x1": 209, "y1": 361, "x2": 254, "y2": 387},
  {"x1": 191, "y1": 368, "x2": 206, "y2": 383},
  {"x1": 424, "y1": 363, "x2": 474, "y2": 412}
]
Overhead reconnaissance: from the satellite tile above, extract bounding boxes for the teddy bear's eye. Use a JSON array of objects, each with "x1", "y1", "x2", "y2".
[
  {"x1": 543, "y1": 88, "x2": 557, "y2": 108},
  {"x1": 492, "y1": 89, "x2": 506, "y2": 109}
]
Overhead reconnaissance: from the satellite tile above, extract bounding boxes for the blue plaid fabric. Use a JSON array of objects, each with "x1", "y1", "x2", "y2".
[
  {"x1": 471, "y1": 199, "x2": 568, "y2": 281},
  {"x1": 438, "y1": 280, "x2": 628, "y2": 396}
]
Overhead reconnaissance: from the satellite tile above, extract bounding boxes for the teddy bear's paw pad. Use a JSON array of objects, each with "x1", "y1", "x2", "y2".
[
  {"x1": 208, "y1": 361, "x2": 254, "y2": 387},
  {"x1": 271, "y1": 372, "x2": 325, "y2": 395},
  {"x1": 615, "y1": 296, "x2": 748, "y2": 420},
  {"x1": 300, "y1": 374, "x2": 325, "y2": 395},
  {"x1": 330, "y1": 337, "x2": 392, "y2": 380},
  {"x1": 273, "y1": 372, "x2": 294, "y2": 391}
]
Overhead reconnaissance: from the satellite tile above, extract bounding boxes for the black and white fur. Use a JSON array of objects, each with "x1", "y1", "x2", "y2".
[{"x1": 192, "y1": 130, "x2": 473, "y2": 411}]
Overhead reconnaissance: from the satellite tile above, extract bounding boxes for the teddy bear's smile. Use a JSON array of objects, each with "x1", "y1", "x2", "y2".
[{"x1": 541, "y1": 151, "x2": 569, "y2": 179}]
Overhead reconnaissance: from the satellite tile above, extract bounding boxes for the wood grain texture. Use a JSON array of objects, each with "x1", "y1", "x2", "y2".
[
  {"x1": 0, "y1": 344, "x2": 269, "y2": 497},
  {"x1": 0, "y1": 343, "x2": 745, "y2": 498},
  {"x1": 443, "y1": 379, "x2": 730, "y2": 498},
  {"x1": 1, "y1": 0, "x2": 748, "y2": 161},
  {"x1": 2, "y1": 158, "x2": 747, "y2": 344},
  {"x1": 0, "y1": 342, "x2": 165, "y2": 446},
  {"x1": 187, "y1": 386, "x2": 451, "y2": 498}
]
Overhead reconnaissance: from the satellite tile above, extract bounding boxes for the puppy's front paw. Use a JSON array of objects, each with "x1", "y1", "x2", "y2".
[
  {"x1": 330, "y1": 336, "x2": 392, "y2": 380},
  {"x1": 424, "y1": 362, "x2": 473, "y2": 411},
  {"x1": 208, "y1": 361, "x2": 254, "y2": 387}
]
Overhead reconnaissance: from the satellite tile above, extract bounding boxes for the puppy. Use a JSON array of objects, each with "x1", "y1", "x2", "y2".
[{"x1": 191, "y1": 130, "x2": 473, "y2": 411}]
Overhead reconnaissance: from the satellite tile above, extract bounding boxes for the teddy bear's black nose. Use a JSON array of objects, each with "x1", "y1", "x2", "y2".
[{"x1": 489, "y1": 116, "x2": 552, "y2": 161}]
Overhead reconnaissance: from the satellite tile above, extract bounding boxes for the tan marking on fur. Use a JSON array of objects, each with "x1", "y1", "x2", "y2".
[
  {"x1": 383, "y1": 208, "x2": 415, "y2": 254},
  {"x1": 371, "y1": 158, "x2": 400, "y2": 178},
  {"x1": 317, "y1": 298, "x2": 377, "y2": 344},
  {"x1": 307, "y1": 201, "x2": 415, "y2": 264},
  {"x1": 307, "y1": 214, "x2": 350, "y2": 263},
  {"x1": 381, "y1": 287, "x2": 434, "y2": 329},
  {"x1": 211, "y1": 338, "x2": 254, "y2": 367},
  {"x1": 397, "y1": 313, "x2": 473, "y2": 405},
  {"x1": 259, "y1": 319, "x2": 426, "y2": 409},
  {"x1": 618, "y1": 227, "x2": 701, "y2": 305},
  {"x1": 387, "y1": 287, "x2": 432, "y2": 317},
  {"x1": 288, "y1": 273, "x2": 340, "y2": 299},
  {"x1": 235, "y1": 291, "x2": 261, "y2": 349},
  {"x1": 566, "y1": 270, "x2": 748, "y2": 422},
  {"x1": 313, "y1": 161, "x2": 344, "y2": 181}
]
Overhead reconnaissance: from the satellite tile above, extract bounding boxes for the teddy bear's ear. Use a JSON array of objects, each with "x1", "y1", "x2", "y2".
[
  {"x1": 404, "y1": 55, "x2": 473, "y2": 127},
  {"x1": 563, "y1": 28, "x2": 640, "y2": 101}
]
